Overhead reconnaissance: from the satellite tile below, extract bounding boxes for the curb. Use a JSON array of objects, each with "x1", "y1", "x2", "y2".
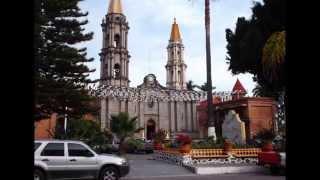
[{"x1": 190, "y1": 165, "x2": 267, "y2": 175}]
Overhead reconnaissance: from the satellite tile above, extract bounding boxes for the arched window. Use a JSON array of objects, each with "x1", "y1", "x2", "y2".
[
  {"x1": 114, "y1": 34, "x2": 120, "y2": 47},
  {"x1": 113, "y1": 64, "x2": 120, "y2": 79},
  {"x1": 178, "y1": 71, "x2": 181, "y2": 82}
]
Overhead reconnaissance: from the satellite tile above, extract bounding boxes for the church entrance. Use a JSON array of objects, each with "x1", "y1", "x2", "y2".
[{"x1": 146, "y1": 119, "x2": 156, "y2": 140}]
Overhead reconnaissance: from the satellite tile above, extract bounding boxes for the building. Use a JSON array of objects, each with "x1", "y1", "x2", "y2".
[
  {"x1": 98, "y1": 0, "x2": 206, "y2": 139},
  {"x1": 34, "y1": 113, "x2": 97, "y2": 139},
  {"x1": 34, "y1": 114, "x2": 57, "y2": 139},
  {"x1": 197, "y1": 79, "x2": 277, "y2": 140}
]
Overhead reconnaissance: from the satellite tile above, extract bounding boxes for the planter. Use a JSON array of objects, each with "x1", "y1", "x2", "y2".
[
  {"x1": 180, "y1": 144, "x2": 192, "y2": 153},
  {"x1": 154, "y1": 142, "x2": 163, "y2": 150},
  {"x1": 262, "y1": 142, "x2": 273, "y2": 152},
  {"x1": 223, "y1": 140, "x2": 233, "y2": 155}
]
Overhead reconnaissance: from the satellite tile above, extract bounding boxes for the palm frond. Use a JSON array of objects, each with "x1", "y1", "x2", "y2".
[
  {"x1": 262, "y1": 31, "x2": 286, "y2": 82},
  {"x1": 134, "y1": 127, "x2": 144, "y2": 133}
]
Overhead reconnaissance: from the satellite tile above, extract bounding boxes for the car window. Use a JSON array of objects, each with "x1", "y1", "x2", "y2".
[
  {"x1": 68, "y1": 143, "x2": 94, "y2": 157},
  {"x1": 41, "y1": 143, "x2": 64, "y2": 156},
  {"x1": 34, "y1": 142, "x2": 41, "y2": 152}
]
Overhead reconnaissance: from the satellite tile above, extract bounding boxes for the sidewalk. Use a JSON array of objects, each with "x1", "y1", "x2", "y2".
[
  {"x1": 123, "y1": 154, "x2": 194, "y2": 179},
  {"x1": 187, "y1": 164, "x2": 268, "y2": 175}
]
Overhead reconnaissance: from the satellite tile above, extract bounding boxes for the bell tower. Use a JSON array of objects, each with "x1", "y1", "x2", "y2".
[
  {"x1": 100, "y1": 0, "x2": 130, "y2": 87},
  {"x1": 166, "y1": 18, "x2": 187, "y2": 90}
]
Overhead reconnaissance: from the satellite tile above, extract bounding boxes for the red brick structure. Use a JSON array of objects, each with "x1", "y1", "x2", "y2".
[
  {"x1": 34, "y1": 113, "x2": 97, "y2": 140},
  {"x1": 34, "y1": 114, "x2": 57, "y2": 140},
  {"x1": 197, "y1": 79, "x2": 277, "y2": 140}
]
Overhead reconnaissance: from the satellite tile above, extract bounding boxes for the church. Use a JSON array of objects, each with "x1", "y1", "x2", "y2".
[{"x1": 98, "y1": 0, "x2": 206, "y2": 139}]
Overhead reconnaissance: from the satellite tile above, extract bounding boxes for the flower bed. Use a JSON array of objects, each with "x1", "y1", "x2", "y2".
[
  {"x1": 153, "y1": 147, "x2": 261, "y2": 166},
  {"x1": 153, "y1": 150, "x2": 193, "y2": 166}
]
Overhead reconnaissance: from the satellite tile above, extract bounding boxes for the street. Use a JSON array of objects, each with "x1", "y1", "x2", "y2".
[
  {"x1": 122, "y1": 154, "x2": 285, "y2": 180},
  {"x1": 123, "y1": 173, "x2": 285, "y2": 180}
]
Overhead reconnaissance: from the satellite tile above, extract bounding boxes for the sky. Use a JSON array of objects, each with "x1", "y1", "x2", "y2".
[{"x1": 79, "y1": 0, "x2": 263, "y2": 95}]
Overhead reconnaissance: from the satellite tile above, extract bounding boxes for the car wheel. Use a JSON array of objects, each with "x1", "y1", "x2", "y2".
[
  {"x1": 34, "y1": 169, "x2": 45, "y2": 180},
  {"x1": 100, "y1": 166, "x2": 119, "y2": 180}
]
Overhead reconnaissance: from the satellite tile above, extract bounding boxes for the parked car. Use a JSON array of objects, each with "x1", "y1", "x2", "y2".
[
  {"x1": 34, "y1": 140, "x2": 130, "y2": 180},
  {"x1": 258, "y1": 150, "x2": 286, "y2": 175}
]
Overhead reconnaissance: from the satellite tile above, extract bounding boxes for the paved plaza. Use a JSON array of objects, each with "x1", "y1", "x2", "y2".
[
  {"x1": 123, "y1": 154, "x2": 195, "y2": 179},
  {"x1": 122, "y1": 154, "x2": 285, "y2": 180}
]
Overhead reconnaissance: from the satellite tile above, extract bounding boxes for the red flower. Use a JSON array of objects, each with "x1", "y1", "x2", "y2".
[{"x1": 175, "y1": 134, "x2": 192, "y2": 145}]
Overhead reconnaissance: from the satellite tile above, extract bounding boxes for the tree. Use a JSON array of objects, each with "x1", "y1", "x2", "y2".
[
  {"x1": 54, "y1": 119, "x2": 110, "y2": 152},
  {"x1": 34, "y1": 0, "x2": 97, "y2": 121},
  {"x1": 262, "y1": 31, "x2": 286, "y2": 85},
  {"x1": 110, "y1": 113, "x2": 144, "y2": 155},
  {"x1": 252, "y1": 83, "x2": 277, "y2": 98},
  {"x1": 200, "y1": 82, "x2": 210, "y2": 91},
  {"x1": 188, "y1": 0, "x2": 217, "y2": 140},
  {"x1": 226, "y1": 0, "x2": 286, "y2": 141},
  {"x1": 226, "y1": 0, "x2": 286, "y2": 96},
  {"x1": 186, "y1": 80, "x2": 196, "y2": 91}
]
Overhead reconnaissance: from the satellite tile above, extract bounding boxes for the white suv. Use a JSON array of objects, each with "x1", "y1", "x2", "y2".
[{"x1": 34, "y1": 140, "x2": 130, "y2": 180}]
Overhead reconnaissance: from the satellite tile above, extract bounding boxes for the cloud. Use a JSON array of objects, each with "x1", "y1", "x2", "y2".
[{"x1": 79, "y1": 0, "x2": 262, "y2": 95}]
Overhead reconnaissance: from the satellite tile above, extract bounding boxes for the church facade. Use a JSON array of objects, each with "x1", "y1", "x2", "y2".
[{"x1": 98, "y1": 0, "x2": 206, "y2": 139}]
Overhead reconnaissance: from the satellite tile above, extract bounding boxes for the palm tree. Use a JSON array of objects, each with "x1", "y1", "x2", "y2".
[
  {"x1": 186, "y1": 80, "x2": 195, "y2": 90},
  {"x1": 110, "y1": 112, "x2": 144, "y2": 155},
  {"x1": 262, "y1": 31, "x2": 286, "y2": 83},
  {"x1": 252, "y1": 83, "x2": 277, "y2": 98},
  {"x1": 188, "y1": 0, "x2": 216, "y2": 140},
  {"x1": 261, "y1": 31, "x2": 286, "y2": 138}
]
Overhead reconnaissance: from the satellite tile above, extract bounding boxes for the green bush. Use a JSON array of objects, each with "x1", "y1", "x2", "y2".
[
  {"x1": 254, "y1": 129, "x2": 275, "y2": 142},
  {"x1": 191, "y1": 137, "x2": 258, "y2": 149},
  {"x1": 164, "y1": 141, "x2": 179, "y2": 148},
  {"x1": 126, "y1": 138, "x2": 144, "y2": 152},
  {"x1": 192, "y1": 137, "x2": 224, "y2": 149},
  {"x1": 233, "y1": 143, "x2": 257, "y2": 148},
  {"x1": 153, "y1": 129, "x2": 167, "y2": 143},
  {"x1": 54, "y1": 119, "x2": 111, "y2": 151}
]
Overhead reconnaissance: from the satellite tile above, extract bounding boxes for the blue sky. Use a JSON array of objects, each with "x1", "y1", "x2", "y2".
[{"x1": 79, "y1": 0, "x2": 262, "y2": 95}]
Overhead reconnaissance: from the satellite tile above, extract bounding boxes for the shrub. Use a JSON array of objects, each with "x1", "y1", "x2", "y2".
[
  {"x1": 126, "y1": 138, "x2": 144, "y2": 152},
  {"x1": 253, "y1": 128, "x2": 275, "y2": 144},
  {"x1": 164, "y1": 141, "x2": 179, "y2": 148},
  {"x1": 54, "y1": 119, "x2": 111, "y2": 150},
  {"x1": 175, "y1": 134, "x2": 192, "y2": 146},
  {"x1": 153, "y1": 129, "x2": 167, "y2": 143},
  {"x1": 192, "y1": 139, "x2": 223, "y2": 149}
]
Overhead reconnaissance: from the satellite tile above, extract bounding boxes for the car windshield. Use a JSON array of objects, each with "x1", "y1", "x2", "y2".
[{"x1": 34, "y1": 142, "x2": 41, "y2": 152}]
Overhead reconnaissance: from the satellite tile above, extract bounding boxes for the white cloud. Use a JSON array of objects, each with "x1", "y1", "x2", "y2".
[{"x1": 79, "y1": 0, "x2": 261, "y2": 96}]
